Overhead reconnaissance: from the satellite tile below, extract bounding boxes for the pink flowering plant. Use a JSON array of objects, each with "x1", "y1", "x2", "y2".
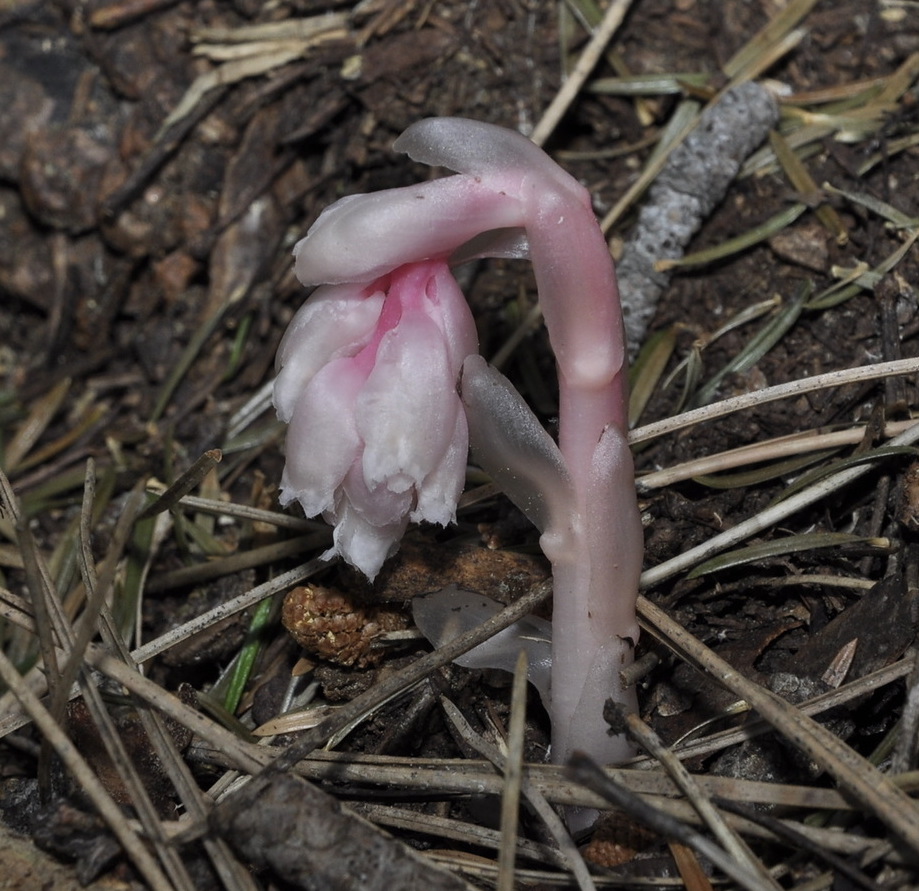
[
  {"x1": 274, "y1": 118, "x2": 643, "y2": 777},
  {"x1": 274, "y1": 260, "x2": 477, "y2": 580}
]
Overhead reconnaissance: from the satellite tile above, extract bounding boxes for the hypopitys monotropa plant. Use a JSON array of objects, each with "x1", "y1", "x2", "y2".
[
  {"x1": 274, "y1": 259, "x2": 478, "y2": 578},
  {"x1": 274, "y1": 118, "x2": 643, "y2": 776}
]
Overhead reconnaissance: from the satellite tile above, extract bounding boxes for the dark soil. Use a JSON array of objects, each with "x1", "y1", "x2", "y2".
[{"x1": 2, "y1": 0, "x2": 919, "y2": 887}]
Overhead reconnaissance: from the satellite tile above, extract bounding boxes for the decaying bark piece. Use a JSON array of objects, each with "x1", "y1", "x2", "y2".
[
  {"x1": 617, "y1": 81, "x2": 780, "y2": 356},
  {"x1": 211, "y1": 772, "x2": 473, "y2": 891}
]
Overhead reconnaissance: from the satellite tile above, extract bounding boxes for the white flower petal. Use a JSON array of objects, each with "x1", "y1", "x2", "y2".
[
  {"x1": 341, "y1": 462, "x2": 413, "y2": 528},
  {"x1": 279, "y1": 358, "x2": 364, "y2": 517},
  {"x1": 332, "y1": 500, "x2": 408, "y2": 580},
  {"x1": 417, "y1": 262, "x2": 479, "y2": 372},
  {"x1": 411, "y1": 409, "x2": 468, "y2": 527},
  {"x1": 273, "y1": 282, "x2": 384, "y2": 423},
  {"x1": 357, "y1": 312, "x2": 458, "y2": 493}
]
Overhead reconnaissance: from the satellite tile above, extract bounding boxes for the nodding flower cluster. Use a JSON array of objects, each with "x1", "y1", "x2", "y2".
[
  {"x1": 274, "y1": 118, "x2": 643, "y2": 779},
  {"x1": 274, "y1": 260, "x2": 477, "y2": 580}
]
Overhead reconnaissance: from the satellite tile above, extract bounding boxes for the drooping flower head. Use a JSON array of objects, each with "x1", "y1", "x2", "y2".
[
  {"x1": 275, "y1": 126, "x2": 541, "y2": 578},
  {"x1": 274, "y1": 260, "x2": 477, "y2": 578}
]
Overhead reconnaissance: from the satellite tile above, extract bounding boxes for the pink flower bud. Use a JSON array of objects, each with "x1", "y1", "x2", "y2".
[{"x1": 275, "y1": 260, "x2": 477, "y2": 579}]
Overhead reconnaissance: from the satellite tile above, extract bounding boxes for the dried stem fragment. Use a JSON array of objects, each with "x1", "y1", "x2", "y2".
[{"x1": 617, "y1": 82, "x2": 780, "y2": 356}]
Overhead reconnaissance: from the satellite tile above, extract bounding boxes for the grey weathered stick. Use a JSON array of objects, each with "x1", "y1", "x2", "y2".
[
  {"x1": 137, "y1": 448, "x2": 222, "y2": 520},
  {"x1": 211, "y1": 772, "x2": 475, "y2": 891},
  {"x1": 617, "y1": 81, "x2": 780, "y2": 356}
]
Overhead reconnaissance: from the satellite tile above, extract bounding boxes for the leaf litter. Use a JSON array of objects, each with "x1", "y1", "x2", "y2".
[{"x1": 1, "y1": 0, "x2": 919, "y2": 888}]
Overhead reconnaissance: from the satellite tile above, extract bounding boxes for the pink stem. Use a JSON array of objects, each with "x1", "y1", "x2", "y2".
[
  {"x1": 393, "y1": 117, "x2": 643, "y2": 770},
  {"x1": 524, "y1": 175, "x2": 643, "y2": 768}
]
